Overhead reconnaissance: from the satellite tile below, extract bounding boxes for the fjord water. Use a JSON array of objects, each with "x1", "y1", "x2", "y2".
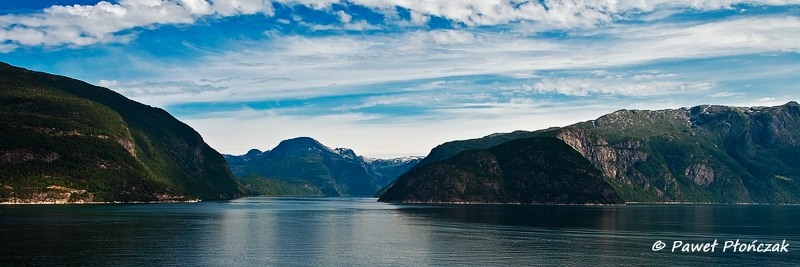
[{"x1": 2, "y1": 198, "x2": 799, "y2": 266}]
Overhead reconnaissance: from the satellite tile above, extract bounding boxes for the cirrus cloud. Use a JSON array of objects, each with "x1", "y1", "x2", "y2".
[{"x1": 4, "y1": 0, "x2": 800, "y2": 51}]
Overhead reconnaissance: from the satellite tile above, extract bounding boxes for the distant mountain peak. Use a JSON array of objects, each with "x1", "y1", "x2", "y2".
[
  {"x1": 225, "y1": 136, "x2": 424, "y2": 196},
  {"x1": 245, "y1": 149, "x2": 264, "y2": 157},
  {"x1": 334, "y1": 148, "x2": 358, "y2": 159},
  {"x1": 269, "y1": 137, "x2": 336, "y2": 156}
]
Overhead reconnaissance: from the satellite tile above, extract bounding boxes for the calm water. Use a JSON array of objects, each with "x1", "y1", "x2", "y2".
[{"x1": 2, "y1": 198, "x2": 799, "y2": 266}]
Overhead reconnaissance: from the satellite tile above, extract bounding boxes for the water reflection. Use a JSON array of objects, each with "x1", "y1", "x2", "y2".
[
  {"x1": 387, "y1": 203, "x2": 800, "y2": 266},
  {"x1": 2, "y1": 199, "x2": 799, "y2": 266},
  {"x1": 393, "y1": 204, "x2": 612, "y2": 229},
  {"x1": 389, "y1": 204, "x2": 800, "y2": 236}
]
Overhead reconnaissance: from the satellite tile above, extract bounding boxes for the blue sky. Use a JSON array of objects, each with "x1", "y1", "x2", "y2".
[{"x1": 2, "y1": 0, "x2": 799, "y2": 158}]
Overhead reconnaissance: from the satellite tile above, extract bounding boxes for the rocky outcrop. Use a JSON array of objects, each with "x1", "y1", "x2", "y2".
[
  {"x1": 556, "y1": 128, "x2": 624, "y2": 183},
  {"x1": 116, "y1": 138, "x2": 136, "y2": 157},
  {"x1": 0, "y1": 149, "x2": 59, "y2": 164},
  {"x1": 685, "y1": 163, "x2": 715, "y2": 186},
  {"x1": 0, "y1": 185, "x2": 94, "y2": 204}
]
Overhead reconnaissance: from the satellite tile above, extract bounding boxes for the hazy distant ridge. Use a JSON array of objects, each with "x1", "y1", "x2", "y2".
[{"x1": 224, "y1": 137, "x2": 422, "y2": 196}]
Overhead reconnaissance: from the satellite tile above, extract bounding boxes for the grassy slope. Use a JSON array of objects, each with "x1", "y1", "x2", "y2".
[{"x1": 0, "y1": 62, "x2": 245, "y2": 202}]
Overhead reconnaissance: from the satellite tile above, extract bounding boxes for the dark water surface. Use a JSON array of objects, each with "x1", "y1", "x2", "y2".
[{"x1": 2, "y1": 197, "x2": 799, "y2": 266}]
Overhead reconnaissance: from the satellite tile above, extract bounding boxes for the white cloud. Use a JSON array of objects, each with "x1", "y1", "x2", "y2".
[
  {"x1": 552, "y1": 16, "x2": 800, "y2": 72},
  {"x1": 343, "y1": 0, "x2": 800, "y2": 29},
  {"x1": 622, "y1": 0, "x2": 800, "y2": 11},
  {"x1": 533, "y1": 78, "x2": 714, "y2": 97},
  {"x1": 332, "y1": 92, "x2": 496, "y2": 111},
  {"x1": 275, "y1": 0, "x2": 339, "y2": 9},
  {"x1": 98, "y1": 79, "x2": 120, "y2": 87},
  {"x1": 303, "y1": 19, "x2": 381, "y2": 31},
  {"x1": 176, "y1": 0, "x2": 214, "y2": 15},
  {"x1": 211, "y1": 0, "x2": 275, "y2": 16},
  {"x1": 526, "y1": 74, "x2": 716, "y2": 97},
  {"x1": 638, "y1": 16, "x2": 800, "y2": 56},
  {"x1": 343, "y1": 20, "x2": 381, "y2": 30},
  {"x1": 0, "y1": 0, "x2": 274, "y2": 48},
  {"x1": 336, "y1": 10, "x2": 351, "y2": 23},
  {"x1": 98, "y1": 13, "x2": 797, "y2": 107},
  {"x1": 4, "y1": 0, "x2": 800, "y2": 50},
  {"x1": 0, "y1": 43, "x2": 16, "y2": 53},
  {"x1": 709, "y1": 91, "x2": 746, "y2": 98},
  {"x1": 428, "y1": 30, "x2": 476, "y2": 44},
  {"x1": 100, "y1": 79, "x2": 229, "y2": 97},
  {"x1": 348, "y1": 0, "x2": 617, "y2": 27}
]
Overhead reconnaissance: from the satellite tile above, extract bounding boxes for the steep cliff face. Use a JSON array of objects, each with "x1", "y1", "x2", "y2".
[
  {"x1": 378, "y1": 137, "x2": 623, "y2": 204},
  {"x1": 555, "y1": 102, "x2": 800, "y2": 203}
]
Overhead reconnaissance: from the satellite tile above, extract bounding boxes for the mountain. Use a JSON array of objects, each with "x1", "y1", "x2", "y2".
[
  {"x1": 363, "y1": 156, "x2": 426, "y2": 187},
  {"x1": 0, "y1": 62, "x2": 246, "y2": 203},
  {"x1": 224, "y1": 137, "x2": 421, "y2": 196},
  {"x1": 379, "y1": 102, "x2": 800, "y2": 204},
  {"x1": 559, "y1": 102, "x2": 800, "y2": 203},
  {"x1": 378, "y1": 137, "x2": 623, "y2": 204}
]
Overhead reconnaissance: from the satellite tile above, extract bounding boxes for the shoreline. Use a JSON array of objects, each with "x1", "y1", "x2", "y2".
[
  {"x1": 0, "y1": 199, "x2": 202, "y2": 205},
  {"x1": 6, "y1": 196, "x2": 800, "y2": 205},
  {"x1": 379, "y1": 200, "x2": 800, "y2": 206}
]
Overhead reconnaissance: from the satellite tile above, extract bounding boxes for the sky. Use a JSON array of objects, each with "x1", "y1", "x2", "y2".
[{"x1": 2, "y1": 0, "x2": 799, "y2": 158}]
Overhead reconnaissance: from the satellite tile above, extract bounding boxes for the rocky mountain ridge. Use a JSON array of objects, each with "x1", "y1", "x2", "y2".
[
  {"x1": 561, "y1": 102, "x2": 800, "y2": 203},
  {"x1": 224, "y1": 137, "x2": 422, "y2": 196}
]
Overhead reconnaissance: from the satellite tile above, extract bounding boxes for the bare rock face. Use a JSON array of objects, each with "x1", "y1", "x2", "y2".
[
  {"x1": 0, "y1": 149, "x2": 59, "y2": 164},
  {"x1": 556, "y1": 128, "x2": 620, "y2": 182},
  {"x1": 0, "y1": 149, "x2": 36, "y2": 164},
  {"x1": 685, "y1": 163, "x2": 715, "y2": 186},
  {"x1": 557, "y1": 102, "x2": 800, "y2": 203},
  {"x1": 116, "y1": 138, "x2": 136, "y2": 157}
]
